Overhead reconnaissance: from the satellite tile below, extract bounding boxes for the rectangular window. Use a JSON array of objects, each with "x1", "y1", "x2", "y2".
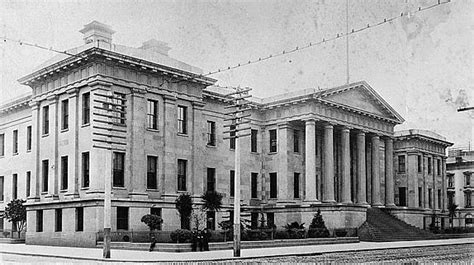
[
  {"x1": 113, "y1": 92, "x2": 126, "y2": 125},
  {"x1": 437, "y1": 159, "x2": 441, "y2": 175},
  {"x1": 207, "y1": 168, "x2": 216, "y2": 192},
  {"x1": 147, "y1": 156, "x2": 157, "y2": 189},
  {"x1": 438, "y1": 189, "x2": 441, "y2": 209},
  {"x1": 55, "y1": 209, "x2": 62, "y2": 232},
  {"x1": 293, "y1": 130, "x2": 300, "y2": 153},
  {"x1": 398, "y1": 155, "x2": 406, "y2": 173},
  {"x1": 269, "y1": 129, "x2": 277, "y2": 153},
  {"x1": 270, "y1": 172, "x2": 277, "y2": 199},
  {"x1": 267, "y1": 213, "x2": 275, "y2": 228},
  {"x1": 26, "y1": 171, "x2": 31, "y2": 197},
  {"x1": 230, "y1": 170, "x2": 235, "y2": 197},
  {"x1": 448, "y1": 174, "x2": 454, "y2": 188},
  {"x1": 61, "y1": 156, "x2": 68, "y2": 190},
  {"x1": 26, "y1": 126, "x2": 32, "y2": 152},
  {"x1": 76, "y1": 207, "x2": 84, "y2": 232},
  {"x1": 0, "y1": 176, "x2": 3, "y2": 201},
  {"x1": 251, "y1": 212, "x2": 259, "y2": 229},
  {"x1": 448, "y1": 192, "x2": 454, "y2": 206},
  {"x1": 465, "y1": 173, "x2": 471, "y2": 186},
  {"x1": 428, "y1": 188, "x2": 432, "y2": 208},
  {"x1": 43, "y1": 106, "x2": 49, "y2": 135},
  {"x1": 417, "y1": 155, "x2": 422, "y2": 173},
  {"x1": 229, "y1": 124, "x2": 236, "y2": 149},
  {"x1": 206, "y1": 121, "x2": 216, "y2": 146},
  {"x1": 465, "y1": 192, "x2": 472, "y2": 208},
  {"x1": 251, "y1": 172, "x2": 258, "y2": 199},
  {"x1": 294, "y1": 172, "x2": 300, "y2": 199},
  {"x1": 82, "y1": 152, "x2": 90, "y2": 188},
  {"x1": 12, "y1": 174, "x2": 17, "y2": 199},
  {"x1": 36, "y1": 210, "x2": 43, "y2": 232},
  {"x1": 251, "y1": 129, "x2": 258, "y2": 153},
  {"x1": 82, "y1": 92, "x2": 90, "y2": 125},
  {"x1": 177, "y1": 159, "x2": 187, "y2": 191},
  {"x1": 147, "y1": 99, "x2": 158, "y2": 129},
  {"x1": 177, "y1": 106, "x2": 187, "y2": 134},
  {"x1": 398, "y1": 187, "x2": 407, "y2": 206},
  {"x1": 428, "y1": 157, "x2": 432, "y2": 174},
  {"x1": 13, "y1": 130, "x2": 18, "y2": 154},
  {"x1": 42, "y1": 160, "x2": 49, "y2": 192},
  {"x1": 61, "y1": 99, "x2": 69, "y2": 130},
  {"x1": 418, "y1": 187, "x2": 423, "y2": 208},
  {"x1": 206, "y1": 211, "x2": 216, "y2": 230},
  {"x1": 0, "y1": 133, "x2": 4, "y2": 156},
  {"x1": 117, "y1": 207, "x2": 129, "y2": 230},
  {"x1": 151, "y1": 208, "x2": 162, "y2": 230},
  {"x1": 113, "y1": 152, "x2": 125, "y2": 187}
]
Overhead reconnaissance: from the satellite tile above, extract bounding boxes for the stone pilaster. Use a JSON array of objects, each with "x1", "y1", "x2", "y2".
[
  {"x1": 192, "y1": 101, "x2": 205, "y2": 195},
  {"x1": 28, "y1": 100, "x2": 40, "y2": 202},
  {"x1": 65, "y1": 88, "x2": 79, "y2": 198},
  {"x1": 163, "y1": 95, "x2": 178, "y2": 194},
  {"x1": 442, "y1": 158, "x2": 447, "y2": 211},
  {"x1": 371, "y1": 135, "x2": 382, "y2": 206},
  {"x1": 341, "y1": 127, "x2": 351, "y2": 204},
  {"x1": 384, "y1": 137, "x2": 395, "y2": 207},
  {"x1": 129, "y1": 88, "x2": 147, "y2": 198},
  {"x1": 304, "y1": 119, "x2": 317, "y2": 202},
  {"x1": 323, "y1": 124, "x2": 335, "y2": 203},
  {"x1": 356, "y1": 131, "x2": 367, "y2": 205},
  {"x1": 277, "y1": 122, "x2": 291, "y2": 201}
]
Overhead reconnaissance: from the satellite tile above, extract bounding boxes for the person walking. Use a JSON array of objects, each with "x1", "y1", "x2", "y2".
[
  {"x1": 149, "y1": 236, "x2": 157, "y2": 252},
  {"x1": 202, "y1": 228, "x2": 210, "y2": 251}
]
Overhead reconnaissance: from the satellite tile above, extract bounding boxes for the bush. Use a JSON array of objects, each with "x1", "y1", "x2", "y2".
[
  {"x1": 284, "y1": 222, "x2": 305, "y2": 239},
  {"x1": 274, "y1": 230, "x2": 289, "y2": 239},
  {"x1": 141, "y1": 214, "x2": 163, "y2": 231},
  {"x1": 308, "y1": 209, "x2": 330, "y2": 238},
  {"x1": 334, "y1": 229, "x2": 347, "y2": 237},
  {"x1": 170, "y1": 229, "x2": 192, "y2": 243},
  {"x1": 176, "y1": 193, "x2": 193, "y2": 230}
]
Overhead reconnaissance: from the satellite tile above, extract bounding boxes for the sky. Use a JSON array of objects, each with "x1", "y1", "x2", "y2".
[{"x1": 0, "y1": 0, "x2": 472, "y2": 147}]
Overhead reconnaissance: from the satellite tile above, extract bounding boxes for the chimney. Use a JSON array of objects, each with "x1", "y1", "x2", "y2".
[
  {"x1": 139, "y1": 39, "x2": 171, "y2": 56},
  {"x1": 79, "y1": 21, "x2": 115, "y2": 47}
]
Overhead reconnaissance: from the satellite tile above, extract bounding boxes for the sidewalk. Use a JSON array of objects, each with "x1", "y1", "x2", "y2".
[{"x1": 0, "y1": 238, "x2": 472, "y2": 263}]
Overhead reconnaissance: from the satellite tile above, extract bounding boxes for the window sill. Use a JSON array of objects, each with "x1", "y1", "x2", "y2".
[
  {"x1": 206, "y1": 144, "x2": 217, "y2": 148},
  {"x1": 60, "y1": 189, "x2": 68, "y2": 193},
  {"x1": 113, "y1": 186, "x2": 127, "y2": 190},
  {"x1": 42, "y1": 134, "x2": 49, "y2": 138},
  {"x1": 146, "y1": 128, "x2": 160, "y2": 133},
  {"x1": 81, "y1": 123, "x2": 90, "y2": 128},
  {"x1": 41, "y1": 192, "x2": 48, "y2": 195},
  {"x1": 80, "y1": 187, "x2": 89, "y2": 190},
  {"x1": 26, "y1": 150, "x2": 31, "y2": 153},
  {"x1": 60, "y1": 128, "x2": 69, "y2": 133},
  {"x1": 0, "y1": 155, "x2": 4, "y2": 159},
  {"x1": 12, "y1": 152, "x2": 18, "y2": 156},
  {"x1": 177, "y1": 133, "x2": 188, "y2": 137},
  {"x1": 268, "y1": 152, "x2": 277, "y2": 155},
  {"x1": 146, "y1": 188, "x2": 159, "y2": 191}
]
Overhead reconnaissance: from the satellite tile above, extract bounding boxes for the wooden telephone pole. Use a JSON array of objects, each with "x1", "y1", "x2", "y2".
[{"x1": 223, "y1": 86, "x2": 252, "y2": 257}]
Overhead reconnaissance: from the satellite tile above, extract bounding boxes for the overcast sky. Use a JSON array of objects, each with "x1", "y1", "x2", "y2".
[{"x1": 0, "y1": 0, "x2": 472, "y2": 147}]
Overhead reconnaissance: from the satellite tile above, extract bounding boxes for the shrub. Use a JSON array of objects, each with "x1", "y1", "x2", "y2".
[
  {"x1": 141, "y1": 214, "x2": 163, "y2": 231},
  {"x1": 170, "y1": 229, "x2": 192, "y2": 243},
  {"x1": 308, "y1": 209, "x2": 330, "y2": 238},
  {"x1": 284, "y1": 221, "x2": 305, "y2": 239},
  {"x1": 176, "y1": 193, "x2": 193, "y2": 229},
  {"x1": 274, "y1": 230, "x2": 289, "y2": 239},
  {"x1": 4, "y1": 199, "x2": 27, "y2": 238}
]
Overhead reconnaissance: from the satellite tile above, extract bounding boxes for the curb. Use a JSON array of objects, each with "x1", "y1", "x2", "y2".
[{"x1": 0, "y1": 241, "x2": 472, "y2": 263}]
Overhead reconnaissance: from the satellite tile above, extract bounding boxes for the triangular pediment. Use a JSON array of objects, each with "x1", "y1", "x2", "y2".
[{"x1": 320, "y1": 81, "x2": 404, "y2": 123}]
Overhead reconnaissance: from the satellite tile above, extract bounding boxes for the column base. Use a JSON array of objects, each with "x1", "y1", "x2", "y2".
[
  {"x1": 357, "y1": 202, "x2": 369, "y2": 206},
  {"x1": 64, "y1": 192, "x2": 80, "y2": 199},
  {"x1": 371, "y1": 202, "x2": 384, "y2": 207},
  {"x1": 385, "y1": 203, "x2": 396, "y2": 208},
  {"x1": 322, "y1": 200, "x2": 336, "y2": 204},
  {"x1": 341, "y1": 200, "x2": 353, "y2": 204},
  {"x1": 302, "y1": 199, "x2": 321, "y2": 207}
]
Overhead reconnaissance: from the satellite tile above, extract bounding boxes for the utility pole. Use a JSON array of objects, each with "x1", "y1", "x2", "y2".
[
  {"x1": 345, "y1": 0, "x2": 350, "y2": 84},
  {"x1": 223, "y1": 87, "x2": 252, "y2": 257},
  {"x1": 91, "y1": 88, "x2": 128, "y2": 259}
]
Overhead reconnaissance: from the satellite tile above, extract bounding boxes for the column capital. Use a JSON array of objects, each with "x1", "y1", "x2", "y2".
[
  {"x1": 192, "y1": 100, "x2": 206, "y2": 109},
  {"x1": 29, "y1": 100, "x2": 40, "y2": 109},
  {"x1": 356, "y1": 130, "x2": 367, "y2": 137},
  {"x1": 46, "y1": 94, "x2": 59, "y2": 103},
  {"x1": 67, "y1": 88, "x2": 79, "y2": 97},
  {"x1": 324, "y1": 123, "x2": 334, "y2": 129},
  {"x1": 163, "y1": 94, "x2": 177, "y2": 103},
  {"x1": 278, "y1": 122, "x2": 291, "y2": 129},
  {"x1": 302, "y1": 117, "x2": 317, "y2": 124}
]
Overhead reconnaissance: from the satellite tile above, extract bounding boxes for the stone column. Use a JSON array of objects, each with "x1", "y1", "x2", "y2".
[
  {"x1": 323, "y1": 124, "x2": 335, "y2": 203},
  {"x1": 46, "y1": 95, "x2": 59, "y2": 198},
  {"x1": 163, "y1": 95, "x2": 178, "y2": 194},
  {"x1": 304, "y1": 119, "x2": 317, "y2": 202},
  {"x1": 371, "y1": 135, "x2": 382, "y2": 206},
  {"x1": 357, "y1": 131, "x2": 367, "y2": 205},
  {"x1": 341, "y1": 127, "x2": 351, "y2": 204},
  {"x1": 28, "y1": 100, "x2": 40, "y2": 201},
  {"x1": 384, "y1": 137, "x2": 395, "y2": 207},
  {"x1": 277, "y1": 122, "x2": 291, "y2": 201}
]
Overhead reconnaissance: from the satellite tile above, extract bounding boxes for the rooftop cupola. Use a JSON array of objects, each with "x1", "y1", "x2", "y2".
[
  {"x1": 79, "y1": 21, "x2": 115, "y2": 46},
  {"x1": 139, "y1": 39, "x2": 171, "y2": 56}
]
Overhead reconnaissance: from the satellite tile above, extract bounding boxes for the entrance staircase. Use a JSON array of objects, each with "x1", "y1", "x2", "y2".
[{"x1": 359, "y1": 208, "x2": 438, "y2": 242}]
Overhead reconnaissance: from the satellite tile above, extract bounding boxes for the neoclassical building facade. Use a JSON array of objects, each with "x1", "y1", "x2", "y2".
[{"x1": 0, "y1": 21, "x2": 450, "y2": 246}]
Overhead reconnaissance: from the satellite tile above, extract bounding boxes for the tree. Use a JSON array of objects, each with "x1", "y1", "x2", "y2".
[
  {"x1": 200, "y1": 191, "x2": 223, "y2": 212},
  {"x1": 4, "y1": 199, "x2": 27, "y2": 238},
  {"x1": 141, "y1": 214, "x2": 163, "y2": 231},
  {"x1": 175, "y1": 193, "x2": 193, "y2": 229},
  {"x1": 308, "y1": 209, "x2": 330, "y2": 238},
  {"x1": 448, "y1": 203, "x2": 458, "y2": 228}
]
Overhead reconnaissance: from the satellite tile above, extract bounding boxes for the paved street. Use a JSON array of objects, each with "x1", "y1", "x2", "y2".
[{"x1": 0, "y1": 238, "x2": 472, "y2": 264}]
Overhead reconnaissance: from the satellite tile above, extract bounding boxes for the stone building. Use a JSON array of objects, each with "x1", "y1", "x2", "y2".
[
  {"x1": 390, "y1": 129, "x2": 452, "y2": 228},
  {"x1": 446, "y1": 147, "x2": 474, "y2": 226},
  {"x1": 0, "y1": 21, "x2": 451, "y2": 247}
]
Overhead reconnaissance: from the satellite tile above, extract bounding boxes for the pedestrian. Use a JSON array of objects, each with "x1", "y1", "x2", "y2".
[
  {"x1": 198, "y1": 230, "x2": 204, "y2": 251},
  {"x1": 191, "y1": 229, "x2": 198, "y2": 251},
  {"x1": 149, "y1": 236, "x2": 156, "y2": 252},
  {"x1": 202, "y1": 228, "x2": 210, "y2": 251}
]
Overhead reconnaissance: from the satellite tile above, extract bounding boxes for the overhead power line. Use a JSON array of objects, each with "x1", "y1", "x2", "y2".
[{"x1": 1, "y1": 0, "x2": 452, "y2": 85}]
